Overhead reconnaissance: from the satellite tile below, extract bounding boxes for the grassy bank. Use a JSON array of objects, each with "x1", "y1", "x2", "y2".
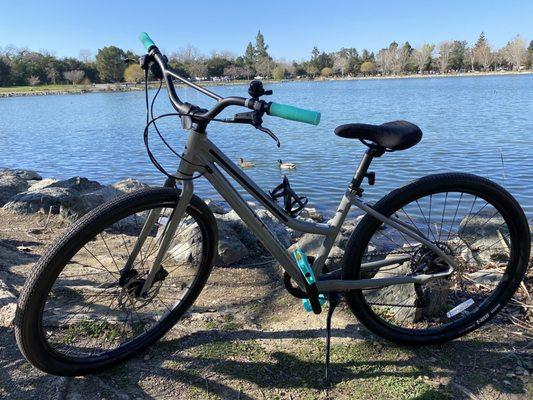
[{"x1": 0, "y1": 70, "x2": 531, "y2": 98}]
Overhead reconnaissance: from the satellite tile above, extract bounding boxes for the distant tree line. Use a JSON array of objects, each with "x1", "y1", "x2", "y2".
[{"x1": 0, "y1": 31, "x2": 532, "y2": 87}]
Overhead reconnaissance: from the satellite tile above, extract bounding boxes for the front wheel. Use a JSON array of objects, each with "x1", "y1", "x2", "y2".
[
  {"x1": 342, "y1": 173, "x2": 530, "y2": 345},
  {"x1": 15, "y1": 187, "x2": 218, "y2": 376}
]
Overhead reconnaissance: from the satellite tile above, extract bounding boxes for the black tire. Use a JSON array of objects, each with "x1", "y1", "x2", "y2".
[
  {"x1": 15, "y1": 187, "x2": 218, "y2": 376},
  {"x1": 342, "y1": 173, "x2": 530, "y2": 345}
]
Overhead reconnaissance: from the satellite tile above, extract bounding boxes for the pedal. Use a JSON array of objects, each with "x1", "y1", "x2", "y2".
[{"x1": 302, "y1": 294, "x2": 327, "y2": 312}]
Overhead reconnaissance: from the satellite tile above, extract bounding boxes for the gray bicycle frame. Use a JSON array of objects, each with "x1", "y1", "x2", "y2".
[{"x1": 134, "y1": 127, "x2": 455, "y2": 295}]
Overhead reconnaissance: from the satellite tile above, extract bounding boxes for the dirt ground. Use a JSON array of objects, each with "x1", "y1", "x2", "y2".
[{"x1": 0, "y1": 210, "x2": 531, "y2": 400}]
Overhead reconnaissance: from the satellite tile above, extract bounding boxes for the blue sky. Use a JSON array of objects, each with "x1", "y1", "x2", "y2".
[{"x1": 1, "y1": 0, "x2": 532, "y2": 60}]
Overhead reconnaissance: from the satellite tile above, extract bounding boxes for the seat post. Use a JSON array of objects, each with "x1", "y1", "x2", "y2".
[{"x1": 349, "y1": 147, "x2": 384, "y2": 194}]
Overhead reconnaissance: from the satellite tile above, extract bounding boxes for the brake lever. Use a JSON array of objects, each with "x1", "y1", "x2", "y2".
[
  {"x1": 224, "y1": 111, "x2": 280, "y2": 147},
  {"x1": 255, "y1": 125, "x2": 280, "y2": 147}
]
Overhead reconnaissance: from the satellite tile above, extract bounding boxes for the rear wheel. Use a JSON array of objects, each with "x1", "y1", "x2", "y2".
[
  {"x1": 342, "y1": 173, "x2": 530, "y2": 345},
  {"x1": 15, "y1": 187, "x2": 218, "y2": 376}
]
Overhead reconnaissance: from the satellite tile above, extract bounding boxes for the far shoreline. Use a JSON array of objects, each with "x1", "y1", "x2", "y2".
[{"x1": 0, "y1": 70, "x2": 531, "y2": 98}]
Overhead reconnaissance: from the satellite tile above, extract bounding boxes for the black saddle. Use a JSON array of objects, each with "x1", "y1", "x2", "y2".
[{"x1": 334, "y1": 120, "x2": 422, "y2": 151}]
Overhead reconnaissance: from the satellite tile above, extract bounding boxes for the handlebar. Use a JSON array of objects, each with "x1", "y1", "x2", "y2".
[
  {"x1": 267, "y1": 102, "x2": 321, "y2": 126},
  {"x1": 139, "y1": 32, "x2": 156, "y2": 51},
  {"x1": 138, "y1": 33, "x2": 321, "y2": 128}
]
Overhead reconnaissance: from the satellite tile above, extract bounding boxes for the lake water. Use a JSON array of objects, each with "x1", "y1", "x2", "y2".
[{"x1": 1, "y1": 75, "x2": 532, "y2": 218}]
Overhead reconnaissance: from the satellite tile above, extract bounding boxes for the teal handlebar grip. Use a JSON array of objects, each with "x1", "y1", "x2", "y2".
[
  {"x1": 268, "y1": 102, "x2": 321, "y2": 126},
  {"x1": 139, "y1": 32, "x2": 156, "y2": 50}
]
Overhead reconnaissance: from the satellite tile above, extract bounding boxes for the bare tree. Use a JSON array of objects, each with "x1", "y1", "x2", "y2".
[
  {"x1": 78, "y1": 49, "x2": 93, "y2": 63},
  {"x1": 255, "y1": 57, "x2": 277, "y2": 78},
  {"x1": 28, "y1": 75, "x2": 40, "y2": 86},
  {"x1": 502, "y1": 36, "x2": 527, "y2": 70},
  {"x1": 332, "y1": 52, "x2": 349, "y2": 77},
  {"x1": 474, "y1": 34, "x2": 493, "y2": 71},
  {"x1": 187, "y1": 60, "x2": 207, "y2": 80},
  {"x1": 46, "y1": 67, "x2": 59, "y2": 84},
  {"x1": 414, "y1": 43, "x2": 435, "y2": 73},
  {"x1": 63, "y1": 70, "x2": 85, "y2": 85},
  {"x1": 465, "y1": 47, "x2": 476, "y2": 71},
  {"x1": 172, "y1": 44, "x2": 202, "y2": 63},
  {"x1": 438, "y1": 41, "x2": 453, "y2": 73}
]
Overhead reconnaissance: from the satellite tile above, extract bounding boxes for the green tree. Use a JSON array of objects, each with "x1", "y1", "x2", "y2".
[
  {"x1": 206, "y1": 56, "x2": 231, "y2": 77},
  {"x1": 272, "y1": 65, "x2": 286, "y2": 80},
  {"x1": 474, "y1": 32, "x2": 492, "y2": 71},
  {"x1": 360, "y1": 49, "x2": 374, "y2": 62},
  {"x1": 449, "y1": 40, "x2": 467, "y2": 71},
  {"x1": 399, "y1": 42, "x2": 413, "y2": 73},
  {"x1": 321, "y1": 67, "x2": 332, "y2": 77},
  {"x1": 305, "y1": 64, "x2": 319, "y2": 77},
  {"x1": 310, "y1": 47, "x2": 333, "y2": 71},
  {"x1": 255, "y1": 31, "x2": 269, "y2": 59},
  {"x1": 168, "y1": 60, "x2": 190, "y2": 79},
  {"x1": 96, "y1": 46, "x2": 126, "y2": 82},
  {"x1": 244, "y1": 42, "x2": 255, "y2": 67},
  {"x1": 0, "y1": 57, "x2": 11, "y2": 86},
  {"x1": 528, "y1": 40, "x2": 533, "y2": 68},
  {"x1": 124, "y1": 64, "x2": 144, "y2": 83},
  {"x1": 359, "y1": 61, "x2": 376, "y2": 75}
]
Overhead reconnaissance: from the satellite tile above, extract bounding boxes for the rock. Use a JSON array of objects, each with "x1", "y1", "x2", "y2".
[
  {"x1": 0, "y1": 279, "x2": 17, "y2": 327},
  {"x1": 3, "y1": 186, "x2": 79, "y2": 214},
  {"x1": 0, "y1": 167, "x2": 41, "y2": 181},
  {"x1": 0, "y1": 173, "x2": 29, "y2": 206},
  {"x1": 300, "y1": 207, "x2": 324, "y2": 222},
  {"x1": 205, "y1": 199, "x2": 229, "y2": 214},
  {"x1": 468, "y1": 269, "x2": 504, "y2": 286},
  {"x1": 48, "y1": 176, "x2": 101, "y2": 193},
  {"x1": 3, "y1": 176, "x2": 104, "y2": 219},
  {"x1": 112, "y1": 178, "x2": 149, "y2": 193},
  {"x1": 217, "y1": 209, "x2": 291, "y2": 255},
  {"x1": 60, "y1": 191, "x2": 105, "y2": 220},
  {"x1": 28, "y1": 178, "x2": 57, "y2": 191},
  {"x1": 0, "y1": 168, "x2": 42, "y2": 206},
  {"x1": 216, "y1": 219, "x2": 249, "y2": 265}
]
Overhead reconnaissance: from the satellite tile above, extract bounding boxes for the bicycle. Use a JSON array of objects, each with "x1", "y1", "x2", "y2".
[{"x1": 15, "y1": 33, "x2": 531, "y2": 379}]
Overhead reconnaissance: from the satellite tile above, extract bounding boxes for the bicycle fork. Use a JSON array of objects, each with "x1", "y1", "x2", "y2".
[{"x1": 121, "y1": 129, "x2": 202, "y2": 296}]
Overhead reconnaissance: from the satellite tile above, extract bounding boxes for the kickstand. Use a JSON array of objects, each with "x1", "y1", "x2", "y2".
[{"x1": 325, "y1": 292, "x2": 341, "y2": 384}]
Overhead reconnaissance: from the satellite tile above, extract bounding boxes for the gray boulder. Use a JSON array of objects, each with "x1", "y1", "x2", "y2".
[
  {"x1": 205, "y1": 199, "x2": 229, "y2": 214},
  {"x1": 0, "y1": 168, "x2": 41, "y2": 181},
  {"x1": 2, "y1": 176, "x2": 151, "y2": 220},
  {"x1": 112, "y1": 178, "x2": 149, "y2": 193},
  {"x1": 3, "y1": 176, "x2": 103, "y2": 218},
  {"x1": 27, "y1": 178, "x2": 57, "y2": 191},
  {"x1": 0, "y1": 168, "x2": 43, "y2": 206},
  {"x1": 216, "y1": 219, "x2": 249, "y2": 265}
]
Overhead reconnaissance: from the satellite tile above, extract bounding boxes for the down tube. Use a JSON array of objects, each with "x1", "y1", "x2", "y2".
[{"x1": 204, "y1": 163, "x2": 308, "y2": 289}]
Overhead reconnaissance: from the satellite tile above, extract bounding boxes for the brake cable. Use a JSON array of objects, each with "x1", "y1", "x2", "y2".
[{"x1": 142, "y1": 64, "x2": 280, "y2": 182}]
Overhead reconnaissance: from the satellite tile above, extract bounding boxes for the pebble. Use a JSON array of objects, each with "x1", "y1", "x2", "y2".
[
  {"x1": 503, "y1": 380, "x2": 512, "y2": 385},
  {"x1": 428, "y1": 356, "x2": 438, "y2": 363},
  {"x1": 143, "y1": 354, "x2": 151, "y2": 361},
  {"x1": 505, "y1": 372, "x2": 516, "y2": 378}
]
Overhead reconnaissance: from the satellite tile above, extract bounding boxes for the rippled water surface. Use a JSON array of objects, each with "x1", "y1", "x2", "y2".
[{"x1": 1, "y1": 75, "x2": 532, "y2": 218}]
